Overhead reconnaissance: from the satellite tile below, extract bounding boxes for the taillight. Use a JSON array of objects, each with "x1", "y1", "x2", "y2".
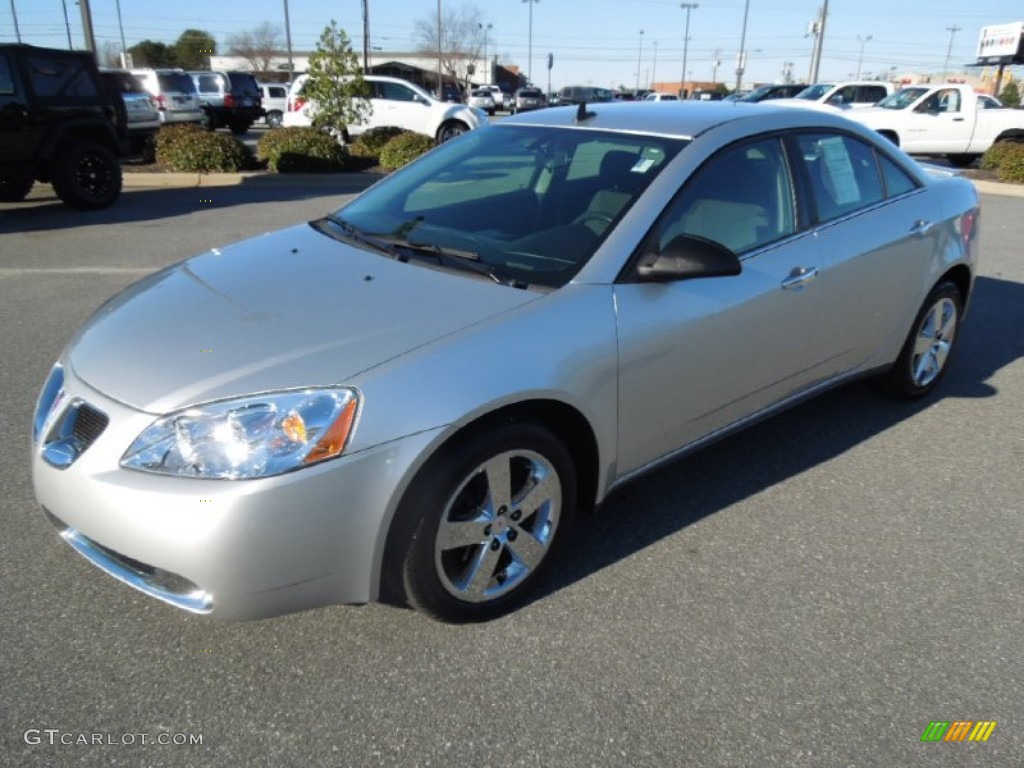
[
  {"x1": 155, "y1": 94, "x2": 167, "y2": 111},
  {"x1": 289, "y1": 97, "x2": 306, "y2": 112},
  {"x1": 224, "y1": 93, "x2": 235, "y2": 108}
]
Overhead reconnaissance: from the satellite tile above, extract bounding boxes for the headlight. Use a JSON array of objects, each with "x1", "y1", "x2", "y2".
[{"x1": 120, "y1": 388, "x2": 359, "y2": 479}]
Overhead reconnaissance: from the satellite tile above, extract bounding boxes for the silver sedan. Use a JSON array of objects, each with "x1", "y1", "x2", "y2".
[{"x1": 32, "y1": 102, "x2": 980, "y2": 622}]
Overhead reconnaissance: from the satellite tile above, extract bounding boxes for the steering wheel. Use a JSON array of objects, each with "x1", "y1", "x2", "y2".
[{"x1": 575, "y1": 211, "x2": 615, "y2": 227}]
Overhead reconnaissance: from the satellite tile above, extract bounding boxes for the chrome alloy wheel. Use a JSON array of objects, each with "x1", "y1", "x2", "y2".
[
  {"x1": 433, "y1": 449, "x2": 561, "y2": 603},
  {"x1": 911, "y1": 297, "x2": 958, "y2": 388}
]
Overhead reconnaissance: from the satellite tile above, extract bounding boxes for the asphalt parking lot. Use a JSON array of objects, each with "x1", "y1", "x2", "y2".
[{"x1": 1, "y1": 180, "x2": 1022, "y2": 767}]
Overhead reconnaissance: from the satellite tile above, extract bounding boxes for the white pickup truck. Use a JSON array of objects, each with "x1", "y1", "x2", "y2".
[{"x1": 843, "y1": 84, "x2": 1024, "y2": 167}]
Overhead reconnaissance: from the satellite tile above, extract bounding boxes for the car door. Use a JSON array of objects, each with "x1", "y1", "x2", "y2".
[
  {"x1": 614, "y1": 136, "x2": 825, "y2": 476},
  {"x1": 369, "y1": 80, "x2": 429, "y2": 135},
  {"x1": 907, "y1": 88, "x2": 973, "y2": 152},
  {"x1": 0, "y1": 51, "x2": 38, "y2": 160},
  {"x1": 789, "y1": 131, "x2": 939, "y2": 375}
]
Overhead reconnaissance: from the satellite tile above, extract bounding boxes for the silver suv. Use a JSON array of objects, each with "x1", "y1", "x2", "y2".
[{"x1": 130, "y1": 68, "x2": 202, "y2": 125}]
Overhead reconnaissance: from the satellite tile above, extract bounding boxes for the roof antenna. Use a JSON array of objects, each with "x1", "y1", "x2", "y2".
[{"x1": 575, "y1": 101, "x2": 595, "y2": 122}]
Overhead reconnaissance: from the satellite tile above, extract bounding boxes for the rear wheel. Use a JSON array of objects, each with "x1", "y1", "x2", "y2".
[
  {"x1": 880, "y1": 281, "x2": 962, "y2": 398},
  {"x1": 0, "y1": 170, "x2": 34, "y2": 202},
  {"x1": 266, "y1": 110, "x2": 283, "y2": 128},
  {"x1": 228, "y1": 119, "x2": 251, "y2": 135},
  {"x1": 397, "y1": 422, "x2": 577, "y2": 622},
  {"x1": 50, "y1": 141, "x2": 122, "y2": 210}
]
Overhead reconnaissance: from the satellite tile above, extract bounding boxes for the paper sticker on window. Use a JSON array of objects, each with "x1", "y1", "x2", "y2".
[{"x1": 819, "y1": 137, "x2": 860, "y2": 205}]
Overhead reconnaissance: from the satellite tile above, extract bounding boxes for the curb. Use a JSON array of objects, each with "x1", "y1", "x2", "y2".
[
  {"x1": 121, "y1": 170, "x2": 1024, "y2": 197},
  {"x1": 120, "y1": 171, "x2": 383, "y2": 189}
]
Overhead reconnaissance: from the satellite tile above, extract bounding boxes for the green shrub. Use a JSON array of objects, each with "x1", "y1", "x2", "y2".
[
  {"x1": 378, "y1": 132, "x2": 436, "y2": 171},
  {"x1": 349, "y1": 126, "x2": 407, "y2": 159},
  {"x1": 154, "y1": 125, "x2": 253, "y2": 172},
  {"x1": 257, "y1": 127, "x2": 347, "y2": 173},
  {"x1": 979, "y1": 139, "x2": 1022, "y2": 170},
  {"x1": 995, "y1": 142, "x2": 1024, "y2": 183}
]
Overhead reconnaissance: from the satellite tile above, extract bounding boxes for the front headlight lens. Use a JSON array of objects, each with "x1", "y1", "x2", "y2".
[{"x1": 121, "y1": 388, "x2": 359, "y2": 479}]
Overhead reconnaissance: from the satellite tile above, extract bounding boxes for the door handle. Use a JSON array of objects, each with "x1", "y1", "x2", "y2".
[
  {"x1": 910, "y1": 219, "x2": 934, "y2": 237},
  {"x1": 781, "y1": 266, "x2": 819, "y2": 290},
  {"x1": 952, "y1": 117, "x2": 965, "y2": 122}
]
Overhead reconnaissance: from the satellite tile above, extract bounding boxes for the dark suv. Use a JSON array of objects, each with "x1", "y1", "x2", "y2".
[
  {"x1": 189, "y1": 70, "x2": 263, "y2": 134},
  {"x1": 0, "y1": 43, "x2": 124, "y2": 209}
]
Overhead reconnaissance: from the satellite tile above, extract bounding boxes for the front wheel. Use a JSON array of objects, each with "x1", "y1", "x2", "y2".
[
  {"x1": 50, "y1": 142, "x2": 122, "y2": 210},
  {"x1": 879, "y1": 281, "x2": 962, "y2": 398},
  {"x1": 947, "y1": 153, "x2": 980, "y2": 168},
  {"x1": 398, "y1": 422, "x2": 577, "y2": 622},
  {"x1": 436, "y1": 120, "x2": 469, "y2": 143},
  {"x1": 228, "y1": 119, "x2": 251, "y2": 135},
  {"x1": 266, "y1": 110, "x2": 283, "y2": 128}
]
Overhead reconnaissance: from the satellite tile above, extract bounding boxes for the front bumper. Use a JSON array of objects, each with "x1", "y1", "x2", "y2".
[{"x1": 31, "y1": 366, "x2": 442, "y2": 620}]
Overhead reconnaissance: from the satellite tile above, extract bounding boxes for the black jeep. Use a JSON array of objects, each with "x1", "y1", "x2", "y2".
[{"x1": 0, "y1": 43, "x2": 125, "y2": 210}]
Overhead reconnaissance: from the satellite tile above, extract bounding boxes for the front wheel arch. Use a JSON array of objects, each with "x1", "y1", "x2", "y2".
[{"x1": 878, "y1": 130, "x2": 900, "y2": 146}]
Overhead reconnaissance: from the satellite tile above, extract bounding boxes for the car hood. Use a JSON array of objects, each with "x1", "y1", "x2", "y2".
[{"x1": 68, "y1": 223, "x2": 541, "y2": 414}]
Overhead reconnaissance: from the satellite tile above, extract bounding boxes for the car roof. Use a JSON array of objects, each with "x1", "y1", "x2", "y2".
[{"x1": 498, "y1": 100, "x2": 856, "y2": 140}]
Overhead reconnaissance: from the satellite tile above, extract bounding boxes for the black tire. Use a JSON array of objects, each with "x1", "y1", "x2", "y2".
[
  {"x1": 947, "y1": 153, "x2": 980, "y2": 168},
  {"x1": 50, "y1": 142, "x2": 122, "y2": 211},
  {"x1": 228, "y1": 120, "x2": 251, "y2": 135},
  {"x1": 396, "y1": 421, "x2": 577, "y2": 623},
  {"x1": 0, "y1": 171, "x2": 34, "y2": 202},
  {"x1": 879, "y1": 281, "x2": 962, "y2": 399},
  {"x1": 201, "y1": 110, "x2": 216, "y2": 131},
  {"x1": 266, "y1": 111, "x2": 283, "y2": 129},
  {"x1": 436, "y1": 120, "x2": 469, "y2": 143}
]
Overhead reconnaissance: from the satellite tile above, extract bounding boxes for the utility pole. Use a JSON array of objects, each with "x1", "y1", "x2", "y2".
[
  {"x1": 680, "y1": 3, "x2": 698, "y2": 97},
  {"x1": 78, "y1": 0, "x2": 97, "y2": 53},
  {"x1": 652, "y1": 40, "x2": 658, "y2": 88},
  {"x1": 437, "y1": 0, "x2": 444, "y2": 95},
  {"x1": 524, "y1": 0, "x2": 539, "y2": 85},
  {"x1": 808, "y1": 0, "x2": 829, "y2": 83},
  {"x1": 9, "y1": 0, "x2": 21, "y2": 43},
  {"x1": 362, "y1": 0, "x2": 370, "y2": 71},
  {"x1": 943, "y1": 24, "x2": 962, "y2": 78},
  {"x1": 711, "y1": 47, "x2": 721, "y2": 83},
  {"x1": 856, "y1": 34, "x2": 872, "y2": 79},
  {"x1": 114, "y1": 0, "x2": 128, "y2": 55},
  {"x1": 283, "y1": 0, "x2": 294, "y2": 82},
  {"x1": 735, "y1": 0, "x2": 751, "y2": 91},
  {"x1": 61, "y1": 0, "x2": 73, "y2": 48},
  {"x1": 480, "y1": 22, "x2": 492, "y2": 82}
]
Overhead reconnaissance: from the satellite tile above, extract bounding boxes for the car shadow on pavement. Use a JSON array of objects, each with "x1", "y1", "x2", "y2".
[
  {"x1": 0, "y1": 174, "x2": 381, "y2": 235},
  {"x1": 529, "y1": 274, "x2": 1024, "y2": 605}
]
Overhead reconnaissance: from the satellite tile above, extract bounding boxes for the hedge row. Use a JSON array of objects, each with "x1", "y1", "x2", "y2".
[
  {"x1": 153, "y1": 124, "x2": 441, "y2": 174},
  {"x1": 154, "y1": 124, "x2": 254, "y2": 172},
  {"x1": 980, "y1": 139, "x2": 1024, "y2": 183}
]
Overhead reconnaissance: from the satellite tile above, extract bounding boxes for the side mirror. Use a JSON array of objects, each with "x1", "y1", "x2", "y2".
[{"x1": 634, "y1": 234, "x2": 742, "y2": 283}]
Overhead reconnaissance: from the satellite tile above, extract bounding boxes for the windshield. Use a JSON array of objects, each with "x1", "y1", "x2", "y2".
[
  {"x1": 329, "y1": 125, "x2": 686, "y2": 289},
  {"x1": 795, "y1": 84, "x2": 833, "y2": 101},
  {"x1": 876, "y1": 87, "x2": 929, "y2": 110}
]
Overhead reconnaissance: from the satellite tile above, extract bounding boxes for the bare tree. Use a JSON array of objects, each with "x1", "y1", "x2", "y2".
[
  {"x1": 227, "y1": 22, "x2": 283, "y2": 74},
  {"x1": 98, "y1": 40, "x2": 122, "y2": 68},
  {"x1": 413, "y1": 4, "x2": 486, "y2": 91}
]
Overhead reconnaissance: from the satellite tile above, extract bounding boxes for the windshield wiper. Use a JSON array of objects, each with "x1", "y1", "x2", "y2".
[
  {"x1": 377, "y1": 236, "x2": 516, "y2": 287},
  {"x1": 318, "y1": 214, "x2": 400, "y2": 258}
]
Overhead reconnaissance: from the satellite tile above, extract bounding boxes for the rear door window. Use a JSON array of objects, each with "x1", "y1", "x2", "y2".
[
  {"x1": 795, "y1": 133, "x2": 885, "y2": 222},
  {"x1": 27, "y1": 55, "x2": 97, "y2": 98}
]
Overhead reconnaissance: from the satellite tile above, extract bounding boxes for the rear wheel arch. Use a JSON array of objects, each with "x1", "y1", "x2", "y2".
[{"x1": 993, "y1": 130, "x2": 1024, "y2": 144}]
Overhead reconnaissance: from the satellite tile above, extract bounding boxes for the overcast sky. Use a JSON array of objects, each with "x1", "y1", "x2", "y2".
[{"x1": 4, "y1": 0, "x2": 1022, "y2": 88}]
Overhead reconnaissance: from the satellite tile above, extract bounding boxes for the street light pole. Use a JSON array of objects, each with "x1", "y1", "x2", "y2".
[
  {"x1": 523, "y1": 0, "x2": 539, "y2": 85},
  {"x1": 652, "y1": 40, "x2": 658, "y2": 88},
  {"x1": 680, "y1": 3, "x2": 698, "y2": 98},
  {"x1": 856, "y1": 34, "x2": 872, "y2": 79},
  {"x1": 636, "y1": 29, "x2": 644, "y2": 93},
  {"x1": 480, "y1": 22, "x2": 492, "y2": 82},
  {"x1": 78, "y1": 0, "x2": 97, "y2": 52},
  {"x1": 437, "y1": 0, "x2": 443, "y2": 95},
  {"x1": 61, "y1": 0, "x2": 73, "y2": 48},
  {"x1": 735, "y1": 0, "x2": 750, "y2": 91}
]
